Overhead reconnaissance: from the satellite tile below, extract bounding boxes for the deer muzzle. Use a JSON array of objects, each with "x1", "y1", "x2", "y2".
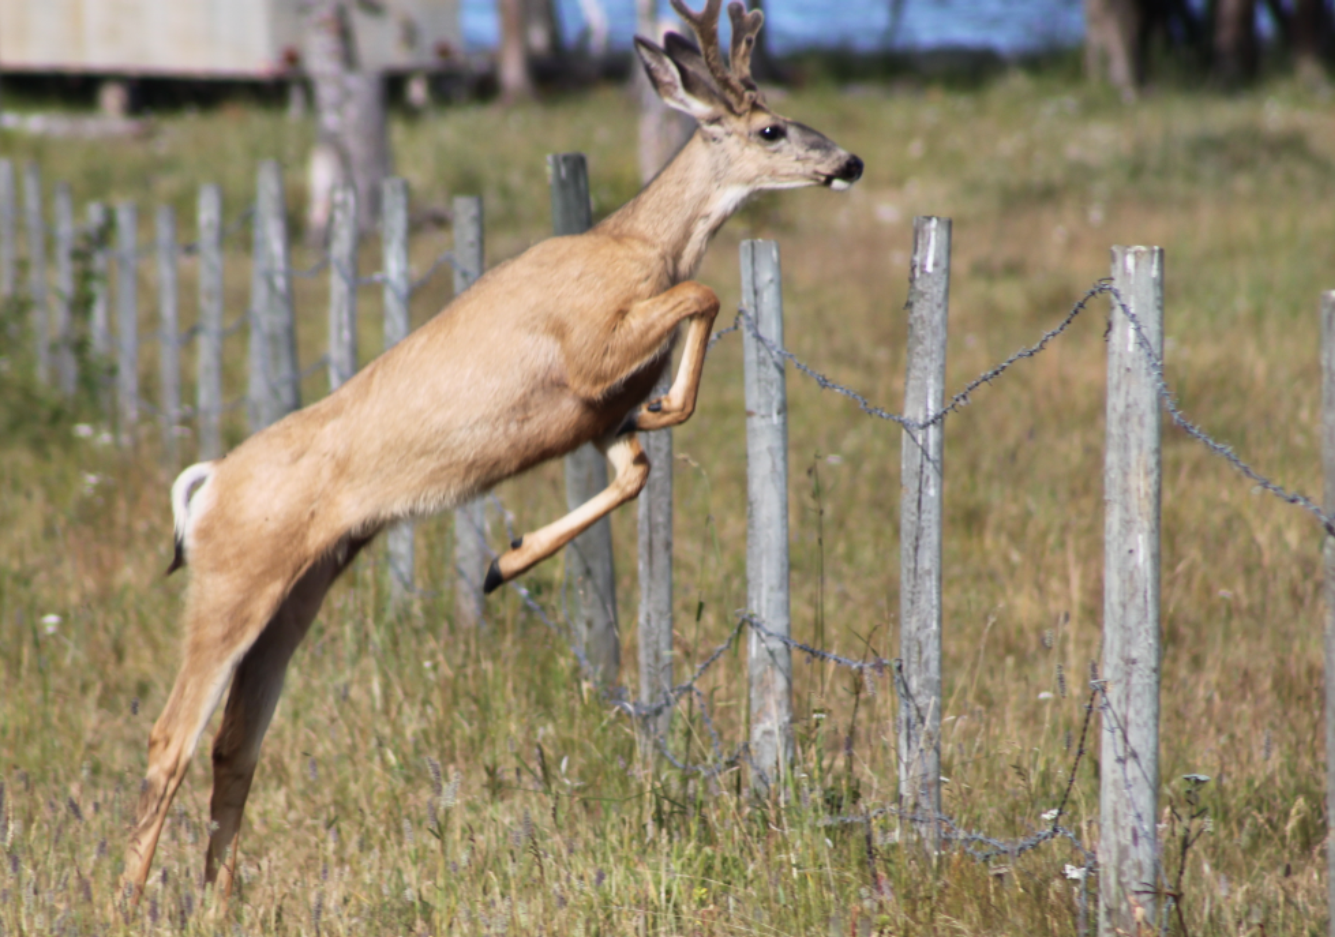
[{"x1": 826, "y1": 154, "x2": 864, "y2": 191}]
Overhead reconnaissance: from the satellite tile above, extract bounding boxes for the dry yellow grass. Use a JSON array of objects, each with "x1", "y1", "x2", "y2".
[{"x1": 2, "y1": 65, "x2": 1334, "y2": 934}]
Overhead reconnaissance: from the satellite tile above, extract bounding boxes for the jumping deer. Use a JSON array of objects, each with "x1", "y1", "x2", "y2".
[{"x1": 123, "y1": 0, "x2": 862, "y2": 903}]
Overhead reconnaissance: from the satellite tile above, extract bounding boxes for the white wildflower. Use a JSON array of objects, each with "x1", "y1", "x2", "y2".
[
  {"x1": 72, "y1": 423, "x2": 94, "y2": 439},
  {"x1": 1041, "y1": 808, "x2": 1061, "y2": 822},
  {"x1": 1063, "y1": 864, "x2": 1087, "y2": 881},
  {"x1": 41, "y1": 614, "x2": 61, "y2": 634},
  {"x1": 1038, "y1": 691, "x2": 1054, "y2": 701}
]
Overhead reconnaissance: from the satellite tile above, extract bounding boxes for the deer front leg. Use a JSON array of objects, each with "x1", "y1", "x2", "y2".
[
  {"x1": 621, "y1": 282, "x2": 719, "y2": 434},
  {"x1": 484, "y1": 434, "x2": 649, "y2": 593}
]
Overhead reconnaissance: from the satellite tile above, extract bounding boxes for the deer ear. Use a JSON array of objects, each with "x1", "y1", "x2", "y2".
[{"x1": 634, "y1": 36, "x2": 726, "y2": 121}]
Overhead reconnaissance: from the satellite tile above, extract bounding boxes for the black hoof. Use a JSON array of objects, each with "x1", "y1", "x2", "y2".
[
  {"x1": 510, "y1": 536, "x2": 523, "y2": 550},
  {"x1": 647, "y1": 400, "x2": 663, "y2": 413},
  {"x1": 616, "y1": 411, "x2": 639, "y2": 436},
  {"x1": 483, "y1": 558, "x2": 504, "y2": 594}
]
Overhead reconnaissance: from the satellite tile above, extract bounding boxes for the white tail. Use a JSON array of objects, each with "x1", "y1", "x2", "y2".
[
  {"x1": 122, "y1": 0, "x2": 862, "y2": 905},
  {"x1": 167, "y1": 462, "x2": 215, "y2": 574}
]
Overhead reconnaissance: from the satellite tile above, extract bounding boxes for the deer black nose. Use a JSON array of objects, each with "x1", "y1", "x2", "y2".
[{"x1": 839, "y1": 155, "x2": 864, "y2": 182}]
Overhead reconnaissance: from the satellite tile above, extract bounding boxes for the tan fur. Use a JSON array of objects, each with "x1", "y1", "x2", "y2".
[{"x1": 122, "y1": 0, "x2": 862, "y2": 906}]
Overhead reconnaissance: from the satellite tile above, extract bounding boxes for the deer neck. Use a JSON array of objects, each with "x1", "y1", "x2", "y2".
[{"x1": 601, "y1": 130, "x2": 752, "y2": 284}]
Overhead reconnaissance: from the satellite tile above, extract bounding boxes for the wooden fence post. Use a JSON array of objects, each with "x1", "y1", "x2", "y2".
[
  {"x1": 741, "y1": 238, "x2": 792, "y2": 794},
  {"x1": 197, "y1": 185, "x2": 224, "y2": 461},
  {"x1": 381, "y1": 177, "x2": 415, "y2": 605},
  {"x1": 1319, "y1": 289, "x2": 1335, "y2": 937},
  {"x1": 261, "y1": 161, "x2": 300, "y2": 424},
  {"x1": 0, "y1": 159, "x2": 14, "y2": 299},
  {"x1": 88, "y1": 202, "x2": 111, "y2": 361},
  {"x1": 1099, "y1": 246, "x2": 1163, "y2": 936},
  {"x1": 52, "y1": 183, "x2": 76, "y2": 398},
  {"x1": 247, "y1": 171, "x2": 270, "y2": 434},
  {"x1": 115, "y1": 202, "x2": 138, "y2": 447},
  {"x1": 157, "y1": 205, "x2": 180, "y2": 465},
  {"x1": 249, "y1": 161, "x2": 299, "y2": 432},
  {"x1": 549, "y1": 152, "x2": 620, "y2": 683},
  {"x1": 451, "y1": 194, "x2": 489, "y2": 627},
  {"x1": 23, "y1": 163, "x2": 49, "y2": 383},
  {"x1": 328, "y1": 184, "x2": 358, "y2": 392},
  {"x1": 638, "y1": 366, "x2": 674, "y2": 745},
  {"x1": 899, "y1": 216, "x2": 950, "y2": 843}
]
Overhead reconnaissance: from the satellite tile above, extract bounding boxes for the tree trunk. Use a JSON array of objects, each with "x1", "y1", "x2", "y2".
[
  {"x1": 304, "y1": 1, "x2": 392, "y2": 241},
  {"x1": 1293, "y1": 0, "x2": 1333, "y2": 81},
  {"x1": 1214, "y1": 0, "x2": 1259, "y2": 85},
  {"x1": 1085, "y1": 0, "x2": 1144, "y2": 98},
  {"x1": 498, "y1": 0, "x2": 535, "y2": 102},
  {"x1": 524, "y1": 0, "x2": 562, "y2": 59}
]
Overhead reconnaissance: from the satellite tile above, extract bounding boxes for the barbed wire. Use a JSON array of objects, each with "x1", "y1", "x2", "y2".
[
  {"x1": 1102, "y1": 283, "x2": 1335, "y2": 534},
  {"x1": 725, "y1": 279, "x2": 1334, "y2": 534}
]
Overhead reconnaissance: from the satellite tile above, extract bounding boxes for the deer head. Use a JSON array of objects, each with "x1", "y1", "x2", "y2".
[{"x1": 634, "y1": 0, "x2": 864, "y2": 193}]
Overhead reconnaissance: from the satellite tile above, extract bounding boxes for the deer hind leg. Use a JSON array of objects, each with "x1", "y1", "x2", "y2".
[
  {"x1": 122, "y1": 583, "x2": 281, "y2": 905},
  {"x1": 484, "y1": 433, "x2": 649, "y2": 593},
  {"x1": 204, "y1": 535, "x2": 370, "y2": 901}
]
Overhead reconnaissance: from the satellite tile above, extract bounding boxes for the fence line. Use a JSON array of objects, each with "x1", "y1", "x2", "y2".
[{"x1": 6, "y1": 150, "x2": 1335, "y2": 933}]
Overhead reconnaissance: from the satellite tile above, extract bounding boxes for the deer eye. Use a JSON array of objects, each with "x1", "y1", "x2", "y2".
[{"x1": 758, "y1": 124, "x2": 787, "y2": 143}]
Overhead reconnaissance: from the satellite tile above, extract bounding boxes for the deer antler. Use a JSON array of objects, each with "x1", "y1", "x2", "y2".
[
  {"x1": 668, "y1": 0, "x2": 764, "y2": 112},
  {"x1": 728, "y1": 1, "x2": 764, "y2": 93}
]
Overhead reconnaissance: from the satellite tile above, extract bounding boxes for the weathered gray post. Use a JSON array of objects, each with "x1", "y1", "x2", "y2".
[
  {"x1": 638, "y1": 365, "x2": 674, "y2": 745},
  {"x1": 451, "y1": 194, "x2": 489, "y2": 627},
  {"x1": 1319, "y1": 289, "x2": 1335, "y2": 937},
  {"x1": 549, "y1": 152, "x2": 620, "y2": 683},
  {"x1": 196, "y1": 185, "x2": 224, "y2": 461},
  {"x1": 23, "y1": 163, "x2": 49, "y2": 383},
  {"x1": 1099, "y1": 246, "x2": 1163, "y2": 936},
  {"x1": 259, "y1": 161, "x2": 300, "y2": 425},
  {"x1": 157, "y1": 205, "x2": 181, "y2": 465},
  {"x1": 0, "y1": 159, "x2": 14, "y2": 299},
  {"x1": 52, "y1": 184, "x2": 76, "y2": 397},
  {"x1": 899, "y1": 216, "x2": 949, "y2": 843},
  {"x1": 88, "y1": 203, "x2": 111, "y2": 360},
  {"x1": 115, "y1": 202, "x2": 139, "y2": 446},
  {"x1": 741, "y1": 238, "x2": 792, "y2": 794},
  {"x1": 247, "y1": 174, "x2": 270, "y2": 434},
  {"x1": 328, "y1": 184, "x2": 359, "y2": 391},
  {"x1": 381, "y1": 177, "x2": 415, "y2": 605}
]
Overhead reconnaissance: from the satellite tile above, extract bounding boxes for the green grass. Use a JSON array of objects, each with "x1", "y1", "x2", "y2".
[{"x1": 2, "y1": 67, "x2": 1335, "y2": 934}]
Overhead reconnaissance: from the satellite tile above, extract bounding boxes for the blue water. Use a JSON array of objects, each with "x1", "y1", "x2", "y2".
[{"x1": 461, "y1": 0, "x2": 1088, "y2": 56}]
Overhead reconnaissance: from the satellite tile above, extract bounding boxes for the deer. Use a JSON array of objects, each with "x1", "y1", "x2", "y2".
[{"x1": 122, "y1": 0, "x2": 863, "y2": 905}]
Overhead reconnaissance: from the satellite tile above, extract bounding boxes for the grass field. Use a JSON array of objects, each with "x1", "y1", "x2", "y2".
[{"x1": 2, "y1": 62, "x2": 1335, "y2": 935}]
